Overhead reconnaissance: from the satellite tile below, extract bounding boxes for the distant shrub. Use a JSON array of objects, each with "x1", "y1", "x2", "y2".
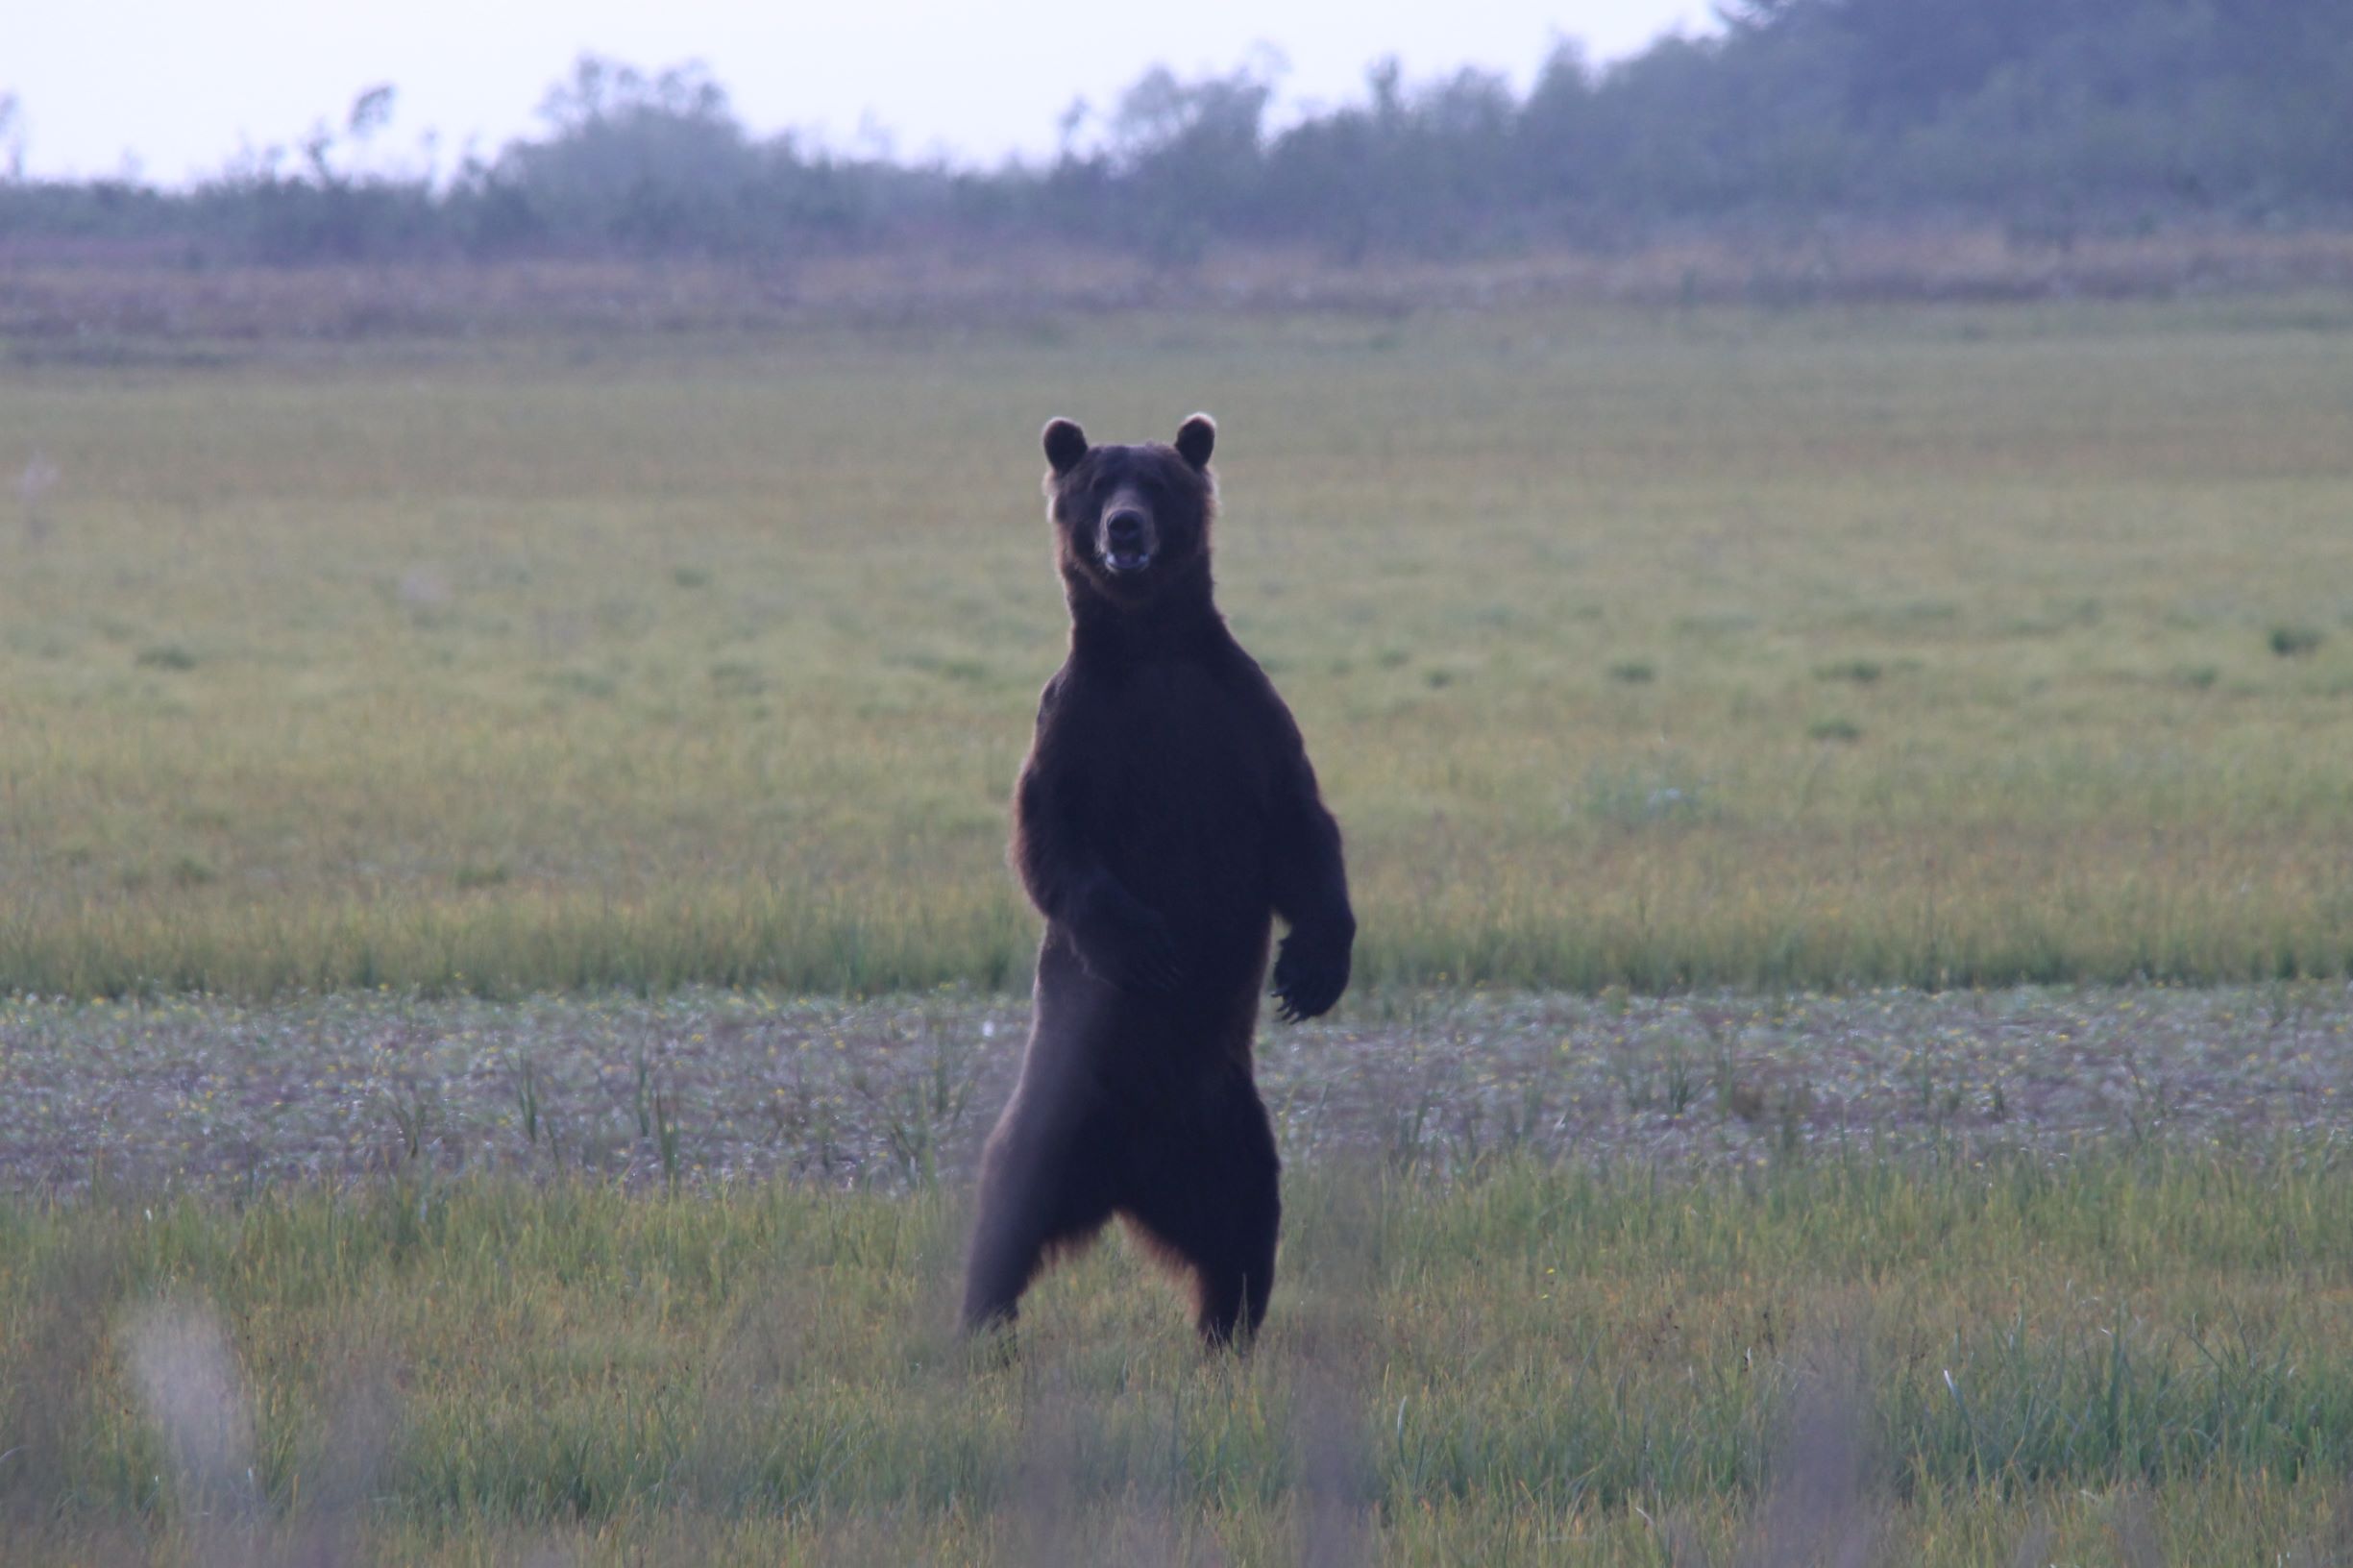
[
  {"x1": 135, "y1": 645, "x2": 198, "y2": 671},
  {"x1": 2270, "y1": 625, "x2": 2324, "y2": 658},
  {"x1": 1808, "y1": 717, "x2": 1863, "y2": 742},
  {"x1": 1817, "y1": 658, "x2": 1883, "y2": 683},
  {"x1": 1607, "y1": 659, "x2": 1656, "y2": 684}
]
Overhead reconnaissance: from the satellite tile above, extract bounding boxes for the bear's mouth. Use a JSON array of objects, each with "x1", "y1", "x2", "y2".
[{"x1": 1103, "y1": 546, "x2": 1154, "y2": 575}]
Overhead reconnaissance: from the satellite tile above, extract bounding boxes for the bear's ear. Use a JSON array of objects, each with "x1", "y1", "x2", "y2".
[
  {"x1": 1174, "y1": 412, "x2": 1215, "y2": 471},
  {"x1": 1042, "y1": 418, "x2": 1089, "y2": 477}
]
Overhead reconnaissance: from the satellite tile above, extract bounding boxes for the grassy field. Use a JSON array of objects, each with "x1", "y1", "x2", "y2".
[
  {"x1": 6, "y1": 296, "x2": 2353, "y2": 996},
  {"x1": 6, "y1": 988, "x2": 2353, "y2": 1565},
  {"x1": 7, "y1": 287, "x2": 2353, "y2": 1561}
]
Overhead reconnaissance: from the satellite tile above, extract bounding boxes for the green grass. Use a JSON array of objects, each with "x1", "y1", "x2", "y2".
[
  {"x1": 6, "y1": 297, "x2": 2353, "y2": 998},
  {"x1": 7, "y1": 1147, "x2": 2353, "y2": 1564},
  {"x1": 11, "y1": 285, "x2": 2353, "y2": 1564}
]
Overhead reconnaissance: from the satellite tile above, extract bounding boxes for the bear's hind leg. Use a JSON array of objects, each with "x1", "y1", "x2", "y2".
[
  {"x1": 1121, "y1": 1083, "x2": 1282, "y2": 1348},
  {"x1": 1190, "y1": 1185, "x2": 1279, "y2": 1348},
  {"x1": 961, "y1": 1118, "x2": 1115, "y2": 1335}
]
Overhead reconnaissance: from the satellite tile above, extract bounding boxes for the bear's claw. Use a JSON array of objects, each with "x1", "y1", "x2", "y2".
[{"x1": 1271, "y1": 936, "x2": 1348, "y2": 1022}]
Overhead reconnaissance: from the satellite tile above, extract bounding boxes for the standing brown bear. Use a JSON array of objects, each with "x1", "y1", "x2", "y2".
[{"x1": 961, "y1": 412, "x2": 1356, "y2": 1348}]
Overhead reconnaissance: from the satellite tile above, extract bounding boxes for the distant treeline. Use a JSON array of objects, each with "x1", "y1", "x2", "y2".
[{"x1": 5, "y1": 0, "x2": 2350, "y2": 266}]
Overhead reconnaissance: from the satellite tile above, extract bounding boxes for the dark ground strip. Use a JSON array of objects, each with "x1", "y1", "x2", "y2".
[{"x1": 0, "y1": 984, "x2": 2345, "y2": 1193}]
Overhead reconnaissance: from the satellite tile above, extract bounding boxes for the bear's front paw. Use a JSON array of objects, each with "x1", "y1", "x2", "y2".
[
  {"x1": 1271, "y1": 931, "x2": 1350, "y2": 1022},
  {"x1": 1077, "y1": 896, "x2": 1185, "y2": 994}
]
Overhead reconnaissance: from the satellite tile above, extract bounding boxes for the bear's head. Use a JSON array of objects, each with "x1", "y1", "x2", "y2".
[{"x1": 1041, "y1": 414, "x2": 1217, "y2": 610}]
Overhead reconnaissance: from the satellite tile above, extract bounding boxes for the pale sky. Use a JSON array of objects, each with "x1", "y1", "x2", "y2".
[{"x1": 8, "y1": 0, "x2": 1716, "y2": 185}]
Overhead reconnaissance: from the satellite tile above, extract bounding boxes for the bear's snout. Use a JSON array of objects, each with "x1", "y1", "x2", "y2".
[{"x1": 1100, "y1": 498, "x2": 1157, "y2": 574}]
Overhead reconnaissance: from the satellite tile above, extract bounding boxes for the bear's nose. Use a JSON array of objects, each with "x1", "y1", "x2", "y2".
[{"x1": 1106, "y1": 510, "x2": 1147, "y2": 548}]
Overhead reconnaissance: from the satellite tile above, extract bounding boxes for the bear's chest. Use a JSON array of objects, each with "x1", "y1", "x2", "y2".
[{"x1": 1080, "y1": 664, "x2": 1270, "y2": 860}]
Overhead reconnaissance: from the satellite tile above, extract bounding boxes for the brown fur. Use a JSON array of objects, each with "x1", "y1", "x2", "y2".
[{"x1": 961, "y1": 413, "x2": 1356, "y2": 1347}]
